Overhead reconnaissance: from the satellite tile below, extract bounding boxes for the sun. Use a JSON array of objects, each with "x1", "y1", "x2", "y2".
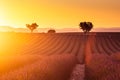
[
  {"x1": 0, "y1": 19, "x2": 6, "y2": 26},
  {"x1": 0, "y1": 6, "x2": 8, "y2": 26},
  {"x1": 0, "y1": 14, "x2": 6, "y2": 26}
]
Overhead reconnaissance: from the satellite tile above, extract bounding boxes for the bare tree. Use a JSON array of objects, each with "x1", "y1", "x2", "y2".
[{"x1": 26, "y1": 23, "x2": 39, "y2": 33}]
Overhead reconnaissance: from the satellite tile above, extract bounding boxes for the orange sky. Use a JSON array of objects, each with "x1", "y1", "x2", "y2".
[{"x1": 0, "y1": 0, "x2": 120, "y2": 29}]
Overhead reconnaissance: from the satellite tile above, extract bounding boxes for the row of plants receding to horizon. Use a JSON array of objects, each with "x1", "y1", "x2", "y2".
[{"x1": 26, "y1": 22, "x2": 93, "y2": 33}]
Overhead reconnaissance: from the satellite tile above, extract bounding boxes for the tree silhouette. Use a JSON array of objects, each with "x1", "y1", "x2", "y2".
[
  {"x1": 79, "y1": 22, "x2": 93, "y2": 33},
  {"x1": 26, "y1": 23, "x2": 39, "y2": 33},
  {"x1": 48, "y1": 29, "x2": 56, "y2": 33}
]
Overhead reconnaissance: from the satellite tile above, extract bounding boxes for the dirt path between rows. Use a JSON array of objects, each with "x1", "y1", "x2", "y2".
[
  {"x1": 69, "y1": 33, "x2": 96, "y2": 80},
  {"x1": 69, "y1": 64, "x2": 85, "y2": 80}
]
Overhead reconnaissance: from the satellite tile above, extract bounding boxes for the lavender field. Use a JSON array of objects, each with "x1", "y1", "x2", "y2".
[{"x1": 0, "y1": 32, "x2": 120, "y2": 80}]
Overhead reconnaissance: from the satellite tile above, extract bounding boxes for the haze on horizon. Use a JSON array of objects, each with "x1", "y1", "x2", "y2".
[{"x1": 0, "y1": 0, "x2": 120, "y2": 29}]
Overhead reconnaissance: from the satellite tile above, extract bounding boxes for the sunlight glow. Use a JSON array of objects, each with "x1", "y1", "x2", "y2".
[
  {"x1": 0, "y1": 5, "x2": 7, "y2": 26},
  {"x1": 0, "y1": 0, "x2": 120, "y2": 30},
  {"x1": 0, "y1": 34, "x2": 9, "y2": 55},
  {"x1": 0, "y1": 19, "x2": 7, "y2": 26}
]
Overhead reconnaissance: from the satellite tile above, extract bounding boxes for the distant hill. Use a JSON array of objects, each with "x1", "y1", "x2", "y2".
[
  {"x1": 0, "y1": 26, "x2": 14, "y2": 32},
  {"x1": 92, "y1": 28, "x2": 120, "y2": 32},
  {"x1": 0, "y1": 26, "x2": 120, "y2": 33}
]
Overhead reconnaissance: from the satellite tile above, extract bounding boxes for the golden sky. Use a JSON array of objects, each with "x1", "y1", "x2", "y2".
[{"x1": 0, "y1": 0, "x2": 120, "y2": 29}]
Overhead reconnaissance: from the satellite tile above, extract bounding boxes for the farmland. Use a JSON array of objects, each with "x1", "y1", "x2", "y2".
[{"x1": 0, "y1": 32, "x2": 120, "y2": 80}]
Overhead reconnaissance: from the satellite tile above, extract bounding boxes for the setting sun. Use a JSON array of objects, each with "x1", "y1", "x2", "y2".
[
  {"x1": 0, "y1": 19, "x2": 7, "y2": 27},
  {"x1": 0, "y1": 3, "x2": 6, "y2": 26}
]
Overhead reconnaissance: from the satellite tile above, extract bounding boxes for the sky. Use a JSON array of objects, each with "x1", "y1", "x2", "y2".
[{"x1": 0, "y1": 0, "x2": 120, "y2": 29}]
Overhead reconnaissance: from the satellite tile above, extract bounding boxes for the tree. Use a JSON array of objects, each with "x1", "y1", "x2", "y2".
[
  {"x1": 79, "y1": 22, "x2": 93, "y2": 33},
  {"x1": 26, "y1": 23, "x2": 39, "y2": 33},
  {"x1": 48, "y1": 29, "x2": 56, "y2": 33}
]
